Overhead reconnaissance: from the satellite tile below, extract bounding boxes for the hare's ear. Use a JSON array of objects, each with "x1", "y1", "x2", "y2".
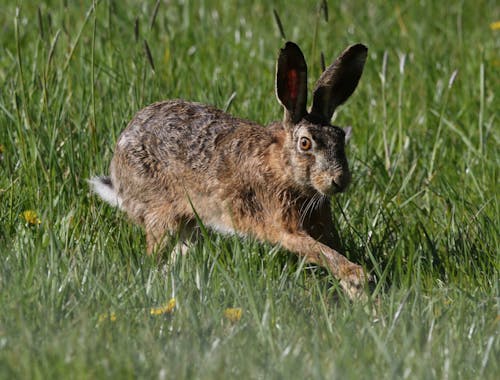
[
  {"x1": 311, "y1": 44, "x2": 367, "y2": 122},
  {"x1": 276, "y1": 41, "x2": 308, "y2": 124}
]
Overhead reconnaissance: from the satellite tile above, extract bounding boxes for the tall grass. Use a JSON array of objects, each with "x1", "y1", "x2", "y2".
[{"x1": 0, "y1": 0, "x2": 498, "y2": 379}]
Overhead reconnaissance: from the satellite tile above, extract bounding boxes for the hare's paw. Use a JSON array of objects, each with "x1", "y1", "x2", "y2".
[{"x1": 339, "y1": 263, "x2": 373, "y2": 301}]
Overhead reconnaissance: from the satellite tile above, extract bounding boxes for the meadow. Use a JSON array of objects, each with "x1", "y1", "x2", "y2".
[{"x1": 0, "y1": 0, "x2": 498, "y2": 378}]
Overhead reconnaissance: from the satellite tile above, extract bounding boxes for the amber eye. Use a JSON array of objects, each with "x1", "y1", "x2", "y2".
[{"x1": 299, "y1": 136, "x2": 312, "y2": 151}]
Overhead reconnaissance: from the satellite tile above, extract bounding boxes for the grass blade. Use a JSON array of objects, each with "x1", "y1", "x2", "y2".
[
  {"x1": 37, "y1": 6, "x2": 45, "y2": 40},
  {"x1": 134, "y1": 16, "x2": 140, "y2": 42},
  {"x1": 62, "y1": 1, "x2": 96, "y2": 72},
  {"x1": 273, "y1": 9, "x2": 286, "y2": 40},
  {"x1": 150, "y1": 0, "x2": 161, "y2": 29},
  {"x1": 144, "y1": 39, "x2": 156, "y2": 72},
  {"x1": 321, "y1": 0, "x2": 328, "y2": 22}
]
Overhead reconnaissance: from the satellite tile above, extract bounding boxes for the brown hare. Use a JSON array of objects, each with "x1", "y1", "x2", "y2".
[{"x1": 90, "y1": 41, "x2": 370, "y2": 299}]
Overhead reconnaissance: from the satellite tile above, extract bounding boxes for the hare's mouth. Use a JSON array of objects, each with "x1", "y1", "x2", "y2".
[
  {"x1": 312, "y1": 176, "x2": 349, "y2": 196},
  {"x1": 324, "y1": 183, "x2": 344, "y2": 195},
  {"x1": 331, "y1": 181, "x2": 343, "y2": 193},
  {"x1": 313, "y1": 183, "x2": 338, "y2": 196}
]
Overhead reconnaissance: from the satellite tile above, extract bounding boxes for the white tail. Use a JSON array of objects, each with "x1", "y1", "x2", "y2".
[{"x1": 88, "y1": 176, "x2": 123, "y2": 209}]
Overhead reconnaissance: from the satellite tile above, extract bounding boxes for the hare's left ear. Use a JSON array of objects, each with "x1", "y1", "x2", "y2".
[
  {"x1": 311, "y1": 44, "x2": 367, "y2": 122},
  {"x1": 276, "y1": 42, "x2": 308, "y2": 124}
]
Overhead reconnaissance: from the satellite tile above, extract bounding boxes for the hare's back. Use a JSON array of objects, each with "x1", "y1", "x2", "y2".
[{"x1": 115, "y1": 100, "x2": 254, "y2": 172}]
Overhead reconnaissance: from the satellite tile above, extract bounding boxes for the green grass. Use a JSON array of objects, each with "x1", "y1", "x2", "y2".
[{"x1": 0, "y1": 0, "x2": 499, "y2": 378}]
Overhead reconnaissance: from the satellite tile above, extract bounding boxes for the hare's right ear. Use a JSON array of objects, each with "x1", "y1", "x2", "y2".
[
  {"x1": 311, "y1": 44, "x2": 367, "y2": 122},
  {"x1": 276, "y1": 42, "x2": 308, "y2": 124}
]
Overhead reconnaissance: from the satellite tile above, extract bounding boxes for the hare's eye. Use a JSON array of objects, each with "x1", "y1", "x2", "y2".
[{"x1": 299, "y1": 137, "x2": 312, "y2": 151}]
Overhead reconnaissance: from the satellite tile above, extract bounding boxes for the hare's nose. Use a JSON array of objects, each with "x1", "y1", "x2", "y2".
[
  {"x1": 331, "y1": 180, "x2": 342, "y2": 193},
  {"x1": 332, "y1": 171, "x2": 351, "y2": 193}
]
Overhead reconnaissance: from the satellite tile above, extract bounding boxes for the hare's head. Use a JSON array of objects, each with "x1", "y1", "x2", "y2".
[{"x1": 275, "y1": 42, "x2": 367, "y2": 196}]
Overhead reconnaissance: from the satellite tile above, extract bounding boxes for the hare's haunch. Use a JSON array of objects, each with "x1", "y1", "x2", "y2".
[{"x1": 90, "y1": 41, "x2": 370, "y2": 299}]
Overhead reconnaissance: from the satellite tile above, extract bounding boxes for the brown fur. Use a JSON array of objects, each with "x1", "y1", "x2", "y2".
[{"x1": 90, "y1": 42, "x2": 370, "y2": 299}]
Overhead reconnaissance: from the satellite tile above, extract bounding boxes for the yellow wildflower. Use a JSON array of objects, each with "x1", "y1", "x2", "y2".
[
  {"x1": 223, "y1": 307, "x2": 243, "y2": 323},
  {"x1": 150, "y1": 298, "x2": 176, "y2": 315},
  {"x1": 98, "y1": 312, "x2": 117, "y2": 323},
  {"x1": 490, "y1": 21, "x2": 500, "y2": 30},
  {"x1": 21, "y1": 210, "x2": 41, "y2": 226}
]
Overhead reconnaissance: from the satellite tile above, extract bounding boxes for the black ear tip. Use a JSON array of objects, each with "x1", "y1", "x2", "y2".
[
  {"x1": 279, "y1": 41, "x2": 306, "y2": 67},
  {"x1": 282, "y1": 41, "x2": 302, "y2": 53},
  {"x1": 349, "y1": 43, "x2": 368, "y2": 57},
  {"x1": 339, "y1": 43, "x2": 368, "y2": 67}
]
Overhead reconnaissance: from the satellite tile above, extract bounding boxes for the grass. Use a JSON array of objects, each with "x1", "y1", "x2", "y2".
[{"x1": 0, "y1": 0, "x2": 499, "y2": 378}]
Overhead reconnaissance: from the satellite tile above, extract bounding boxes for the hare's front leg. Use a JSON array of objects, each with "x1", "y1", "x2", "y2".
[{"x1": 280, "y1": 232, "x2": 371, "y2": 300}]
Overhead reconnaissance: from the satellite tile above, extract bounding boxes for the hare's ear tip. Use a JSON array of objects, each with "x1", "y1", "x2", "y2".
[
  {"x1": 341, "y1": 44, "x2": 368, "y2": 65},
  {"x1": 282, "y1": 41, "x2": 301, "y2": 51},
  {"x1": 350, "y1": 43, "x2": 368, "y2": 54}
]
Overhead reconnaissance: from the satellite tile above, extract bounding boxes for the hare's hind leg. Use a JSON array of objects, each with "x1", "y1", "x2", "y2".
[
  {"x1": 172, "y1": 219, "x2": 200, "y2": 256},
  {"x1": 144, "y1": 212, "x2": 179, "y2": 255},
  {"x1": 146, "y1": 224, "x2": 171, "y2": 255},
  {"x1": 145, "y1": 214, "x2": 199, "y2": 257}
]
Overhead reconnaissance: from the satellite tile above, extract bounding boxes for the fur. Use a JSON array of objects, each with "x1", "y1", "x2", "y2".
[{"x1": 88, "y1": 176, "x2": 122, "y2": 209}]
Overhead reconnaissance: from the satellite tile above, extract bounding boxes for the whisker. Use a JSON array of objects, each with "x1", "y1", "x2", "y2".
[
  {"x1": 299, "y1": 192, "x2": 324, "y2": 227},
  {"x1": 299, "y1": 197, "x2": 312, "y2": 226}
]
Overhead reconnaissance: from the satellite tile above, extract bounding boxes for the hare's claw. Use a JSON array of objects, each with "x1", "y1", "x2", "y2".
[{"x1": 339, "y1": 264, "x2": 374, "y2": 301}]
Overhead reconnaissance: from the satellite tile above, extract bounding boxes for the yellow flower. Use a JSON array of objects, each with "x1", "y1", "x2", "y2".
[
  {"x1": 98, "y1": 312, "x2": 117, "y2": 323},
  {"x1": 490, "y1": 21, "x2": 500, "y2": 30},
  {"x1": 224, "y1": 307, "x2": 243, "y2": 323},
  {"x1": 150, "y1": 298, "x2": 176, "y2": 315},
  {"x1": 21, "y1": 210, "x2": 41, "y2": 226}
]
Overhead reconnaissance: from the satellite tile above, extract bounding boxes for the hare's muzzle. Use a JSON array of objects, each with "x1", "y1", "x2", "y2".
[{"x1": 331, "y1": 170, "x2": 351, "y2": 193}]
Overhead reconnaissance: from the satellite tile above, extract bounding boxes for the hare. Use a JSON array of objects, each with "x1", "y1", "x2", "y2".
[{"x1": 90, "y1": 41, "x2": 370, "y2": 299}]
